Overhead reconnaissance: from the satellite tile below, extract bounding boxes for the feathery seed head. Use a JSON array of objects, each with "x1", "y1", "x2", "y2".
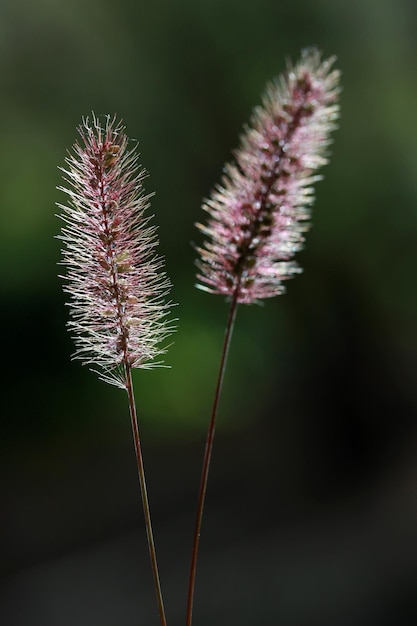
[
  {"x1": 196, "y1": 48, "x2": 340, "y2": 304},
  {"x1": 57, "y1": 114, "x2": 174, "y2": 389}
]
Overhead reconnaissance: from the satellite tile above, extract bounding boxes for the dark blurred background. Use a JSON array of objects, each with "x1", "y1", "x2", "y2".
[{"x1": 1, "y1": 0, "x2": 417, "y2": 624}]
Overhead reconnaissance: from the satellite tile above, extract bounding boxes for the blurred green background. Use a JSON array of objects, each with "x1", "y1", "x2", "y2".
[{"x1": 1, "y1": 0, "x2": 417, "y2": 624}]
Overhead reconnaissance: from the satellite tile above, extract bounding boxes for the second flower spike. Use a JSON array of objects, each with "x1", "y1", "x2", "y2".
[{"x1": 196, "y1": 48, "x2": 340, "y2": 304}]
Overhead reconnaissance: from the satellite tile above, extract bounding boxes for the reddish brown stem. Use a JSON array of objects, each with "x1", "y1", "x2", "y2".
[
  {"x1": 186, "y1": 292, "x2": 239, "y2": 626},
  {"x1": 125, "y1": 365, "x2": 167, "y2": 626}
]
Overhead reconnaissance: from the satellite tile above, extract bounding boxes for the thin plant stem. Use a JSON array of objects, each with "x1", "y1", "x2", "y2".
[
  {"x1": 125, "y1": 364, "x2": 168, "y2": 626},
  {"x1": 186, "y1": 291, "x2": 239, "y2": 626}
]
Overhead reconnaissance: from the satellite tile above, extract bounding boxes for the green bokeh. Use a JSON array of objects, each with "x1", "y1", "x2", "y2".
[{"x1": 1, "y1": 0, "x2": 417, "y2": 447}]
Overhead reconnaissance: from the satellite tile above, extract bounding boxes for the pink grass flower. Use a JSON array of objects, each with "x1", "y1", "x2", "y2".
[
  {"x1": 57, "y1": 114, "x2": 174, "y2": 389},
  {"x1": 196, "y1": 48, "x2": 340, "y2": 304}
]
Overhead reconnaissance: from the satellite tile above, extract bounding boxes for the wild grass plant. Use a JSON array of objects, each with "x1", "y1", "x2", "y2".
[{"x1": 57, "y1": 48, "x2": 340, "y2": 626}]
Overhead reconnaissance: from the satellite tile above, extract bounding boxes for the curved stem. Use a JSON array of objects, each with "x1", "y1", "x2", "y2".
[
  {"x1": 125, "y1": 365, "x2": 167, "y2": 626},
  {"x1": 186, "y1": 293, "x2": 239, "y2": 626}
]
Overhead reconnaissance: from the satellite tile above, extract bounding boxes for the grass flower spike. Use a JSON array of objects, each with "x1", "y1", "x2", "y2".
[
  {"x1": 197, "y1": 48, "x2": 340, "y2": 304},
  {"x1": 187, "y1": 49, "x2": 340, "y2": 626},
  {"x1": 58, "y1": 114, "x2": 173, "y2": 389},
  {"x1": 58, "y1": 114, "x2": 174, "y2": 626}
]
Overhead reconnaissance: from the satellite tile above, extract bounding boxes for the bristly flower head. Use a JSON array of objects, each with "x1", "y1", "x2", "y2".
[
  {"x1": 57, "y1": 114, "x2": 174, "y2": 389},
  {"x1": 196, "y1": 48, "x2": 340, "y2": 304}
]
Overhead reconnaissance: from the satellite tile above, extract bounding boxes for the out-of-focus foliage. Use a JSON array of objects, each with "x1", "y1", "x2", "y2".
[{"x1": 1, "y1": 0, "x2": 416, "y2": 445}]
